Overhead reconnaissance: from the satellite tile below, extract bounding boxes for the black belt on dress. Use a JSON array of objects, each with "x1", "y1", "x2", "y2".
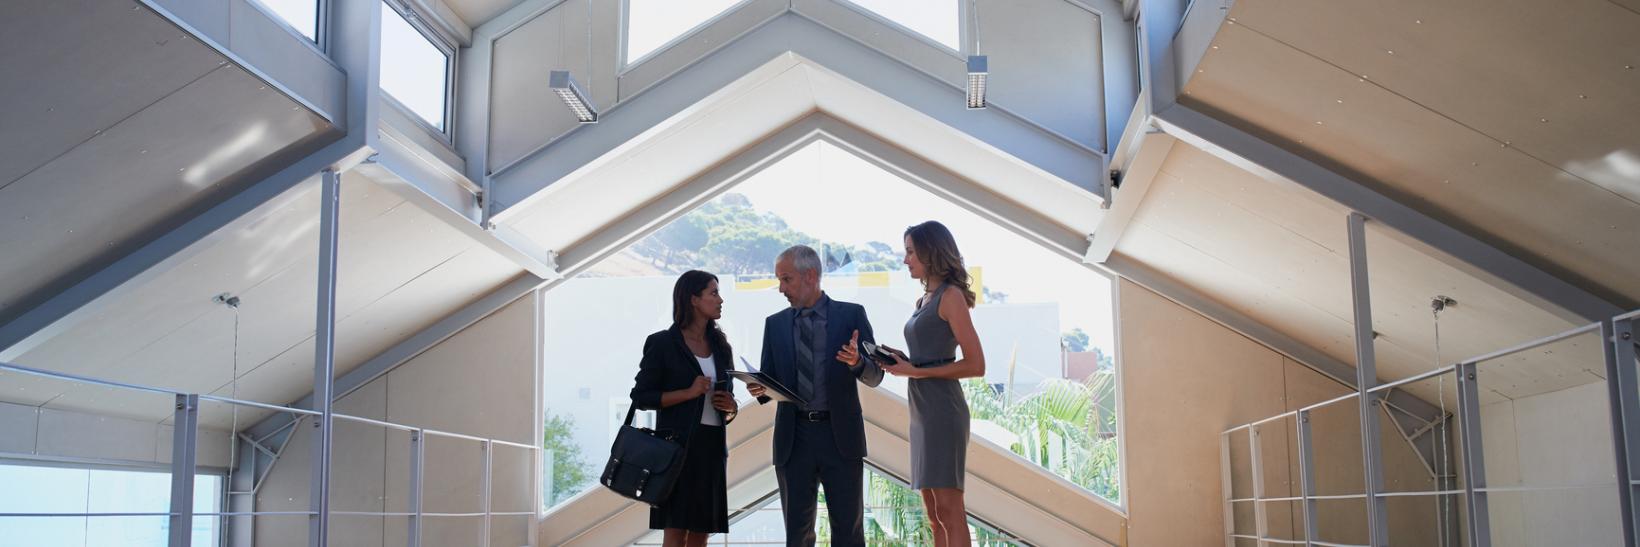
[
  {"x1": 914, "y1": 357, "x2": 957, "y2": 368},
  {"x1": 799, "y1": 410, "x2": 830, "y2": 422}
]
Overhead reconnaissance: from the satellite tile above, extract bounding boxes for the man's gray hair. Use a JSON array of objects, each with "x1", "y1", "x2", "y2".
[{"x1": 777, "y1": 245, "x2": 823, "y2": 274}]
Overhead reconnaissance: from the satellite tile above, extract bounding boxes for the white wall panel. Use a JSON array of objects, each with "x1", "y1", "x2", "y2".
[
  {"x1": 36, "y1": 408, "x2": 162, "y2": 463},
  {"x1": 254, "y1": 292, "x2": 539, "y2": 546},
  {"x1": 488, "y1": 5, "x2": 584, "y2": 170},
  {"x1": 1510, "y1": 381, "x2": 1624, "y2": 546}
]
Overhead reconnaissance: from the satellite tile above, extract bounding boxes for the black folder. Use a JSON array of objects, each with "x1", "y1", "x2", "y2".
[{"x1": 729, "y1": 356, "x2": 807, "y2": 406}]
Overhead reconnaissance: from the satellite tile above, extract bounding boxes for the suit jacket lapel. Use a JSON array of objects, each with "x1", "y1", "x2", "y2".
[{"x1": 669, "y1": 327, "x2": 701, "y2": 378}]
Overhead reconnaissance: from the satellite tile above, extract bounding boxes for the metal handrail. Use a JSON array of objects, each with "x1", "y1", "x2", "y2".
[
  {"x1": 1365, "y1": 365, "x2": 1454, "y2": 394},
  {"x1": 329, "y1": 413, "x2": 536, "y2": 451},
  {"x1": 1455, "y1": 322, "x2": 1600, "y2": 367},
  {"x1": 0, "y1": 358, "x2": 542, "y2": 547},
  {"x1": 0, "y1": 361, "x2": 323, "y2": 417},
  {"x1": 1299, "y1": 391, "x2": 1359, "y2": 413},
  {"x1": 1221, "y1": 410, "x2": 1298, "y2": 435},
  {"x1": 1221, "y1": 307, "x2": 1640, "y2": 547}
]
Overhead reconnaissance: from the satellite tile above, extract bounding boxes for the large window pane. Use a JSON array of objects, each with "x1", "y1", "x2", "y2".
[
  {"x1": 252, "y1": 0, "x2": 319, "y2": 42},
  {"x1": 624, "y1": 0, "x2": 744, "y2": 65},
  {"x1": 380, "y1": 1, "x2": 450, "y2": 130},
  {"x1": 0, "y1": 463, "x2": 222, "y2": 547},
  {"x1": 0, "y1": 465, "x2": 89, "y2": 546},
  {"x1": 842, "y1": 0, "x2": 961, "y2": 51},
  {"x1": 543, "y1": 140, "x2": 1121, "y2": 509}
]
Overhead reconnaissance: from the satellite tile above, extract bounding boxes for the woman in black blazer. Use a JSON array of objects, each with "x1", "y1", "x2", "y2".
[{"x1": 629, "y1": 270, "x2": 739, "y2": 547}]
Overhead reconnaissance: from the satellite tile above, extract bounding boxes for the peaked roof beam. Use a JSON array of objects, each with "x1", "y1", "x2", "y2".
[{"x1": 488, "y1": 12, "x2": 1106, "y2": 218}]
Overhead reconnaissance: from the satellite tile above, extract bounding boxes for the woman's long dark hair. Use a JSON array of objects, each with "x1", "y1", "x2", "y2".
[
  {"x1": 905, "y1": 220, "x2": 977, "y2": 308},
  {"x1": 672, "y1": 270, "x2": 729, "y2": 352}
]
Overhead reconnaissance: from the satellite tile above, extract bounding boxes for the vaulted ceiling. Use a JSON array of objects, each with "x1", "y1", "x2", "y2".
[{"x1": 1, "y1": 0, "x2": 1634, "y2": 458}]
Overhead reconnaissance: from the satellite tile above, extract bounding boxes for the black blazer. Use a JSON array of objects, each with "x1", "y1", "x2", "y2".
[
  {"x1": 629, "y1": 326, "x2": 736, "y2": 449},
  {"x1": 759, "y1": 296, "x2": 883, "y2": 466}
]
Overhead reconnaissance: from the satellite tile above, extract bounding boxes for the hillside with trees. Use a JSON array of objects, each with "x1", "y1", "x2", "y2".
[{"x1": 589, "y1": 193, "x2": 904, "y2": 277}]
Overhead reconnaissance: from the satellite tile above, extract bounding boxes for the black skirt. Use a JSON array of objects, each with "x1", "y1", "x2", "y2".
[{"x1": 650, "y1": 424, "x2": 728, "y2": 533}]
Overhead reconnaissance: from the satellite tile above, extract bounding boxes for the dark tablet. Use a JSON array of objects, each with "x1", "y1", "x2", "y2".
[{"x1": 859, "y1": 340, "x2": 902, "y2": 365}]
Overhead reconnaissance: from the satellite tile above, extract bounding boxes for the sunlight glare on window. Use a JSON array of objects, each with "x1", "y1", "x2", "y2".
[
  {"x1": 624, "y1": 0, "x2": 744, "y2": 65},
  {"x1": 844, "y1": 0, "x2": 961, "y2": 51}
]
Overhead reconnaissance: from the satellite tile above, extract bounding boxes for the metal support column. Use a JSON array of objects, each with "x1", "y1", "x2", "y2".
[
  {"x1": 169, "y1": 393, "x2": 200, "y2": 547},
  {"x1": 409, "y1": 429, "x2": 425, "y2": 547},
  {"x1": 481, "y1": 440, "x2": 493, "y2": 547},
  {"x1": 1249, "y1": 427, "x2": 1269, "y2": 542},
  {"x1": 1455, "y1": 362, "x2": 1491, "y2": 547},
  {"x1": 309, "y1": 169, "x2": 342, "y2": 547},
  {"x1": 1604, "y1": 318, "x2": 1640, "y2": 546},
  {"x1": 1296, "y1": 410, "x2": 1319, "y2": 545},
  {"x1": 1346, "y1": 212, "x2": 1391, "y2": 546},
  {"x1": 1220, "y1": 432, "x2": 1235, "y2": 547}
]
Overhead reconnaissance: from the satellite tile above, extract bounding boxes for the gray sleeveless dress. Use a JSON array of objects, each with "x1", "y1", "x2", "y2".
[{"x1": 904, "y1": 283, "x2": 969, "y2": 490}]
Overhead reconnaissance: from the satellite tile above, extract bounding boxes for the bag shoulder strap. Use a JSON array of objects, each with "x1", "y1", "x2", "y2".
[{"x1": 623, "y1": 399, "x2": 639, "y2": 427}]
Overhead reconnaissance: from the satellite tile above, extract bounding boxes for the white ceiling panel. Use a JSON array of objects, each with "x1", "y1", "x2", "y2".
[
  {"x1": 0, "y1": 63, "x2": 335, "y2": 322},
  {"x1": 0, "y1": 0, "x2": 226, "y2": 185},
  {"x1": 15, "y1": 172, "x2": 520, "y2": 427},
  {"x1": 1183, "y1": 1, "x2": 1640, "y2": 306},
  {"x1": 1227, "y1": 0, "x2": 1640, "y2": 200},
  {"x1": 1115, "y1": 143, "x2": 1588, "y2": 406},
  {"x1": 10, "y1": 176, "x2": 397, "y2": 386}
]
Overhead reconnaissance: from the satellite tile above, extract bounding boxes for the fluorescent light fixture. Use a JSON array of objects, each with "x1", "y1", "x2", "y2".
[
  {"x1": 549, "y1": 70, "x2": 599, "y2": 123},
  {"x1": 966, "y1": 55, "x2": 988, "y2": 109}
]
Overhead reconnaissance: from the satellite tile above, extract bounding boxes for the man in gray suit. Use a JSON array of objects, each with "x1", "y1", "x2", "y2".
[{"x1": 746, "y1": 245, "x2": 883, "y2": 546}]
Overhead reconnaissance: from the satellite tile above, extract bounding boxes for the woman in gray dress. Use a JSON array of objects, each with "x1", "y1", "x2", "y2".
[{"x1": 878, "y1": 220, "x2": 986, "y2": 547}]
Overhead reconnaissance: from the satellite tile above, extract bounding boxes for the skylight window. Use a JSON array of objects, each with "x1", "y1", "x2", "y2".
[
  {"x1": 252, "y1": 0, "x2": 319, "y2": 42},
  {"x1": 380, "y1": 1, "x2": 451, "y2": 131},
  {"x1": 843, "y1": 0, "x2": 962, "y2": 52},
  {"x1": 623, "y1": 0, "x2": 745, "y2": 66}
]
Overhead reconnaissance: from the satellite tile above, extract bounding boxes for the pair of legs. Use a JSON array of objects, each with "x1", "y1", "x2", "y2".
[
  {"x1": 777, "y1": 420, "x2": 866, "y2": 546},
  {"x1": 661, "y1": 529, "x2": 710, "y2": 547},
  {"x1": 920, "y1": 487, "x2": 969, "y2": 546}
]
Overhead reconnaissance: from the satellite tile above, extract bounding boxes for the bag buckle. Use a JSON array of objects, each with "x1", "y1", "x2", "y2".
[{"x1": 636, "y1": 469, "x2": 651, "y2": 497}]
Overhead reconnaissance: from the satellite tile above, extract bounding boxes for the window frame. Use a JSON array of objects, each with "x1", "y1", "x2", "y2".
[{"x1": 380, "y1": 0, "x2": 459, "y2": 140}]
